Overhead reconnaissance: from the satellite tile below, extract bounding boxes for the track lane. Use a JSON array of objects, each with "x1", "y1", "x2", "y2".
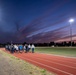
[
  {"x1": 22, "y1": 53, "x2": 76, "y2": 68},
  {"x1": 13, "y1": 53, "x2": 76, "y2": 75},
  {"x1": 1, "y1": 48, "x2": 76, "y2": 75},
  {"x1": 14, "y1": 53, "x2": 72, "y2": 75},
  {"x1": 35, "y1": 53, "x2": 76, "y2": 63}
]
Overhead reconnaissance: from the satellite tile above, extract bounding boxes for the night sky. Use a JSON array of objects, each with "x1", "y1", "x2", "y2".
[{"x1": 0, "y1": 0, "x2": 76, "y2": 43}]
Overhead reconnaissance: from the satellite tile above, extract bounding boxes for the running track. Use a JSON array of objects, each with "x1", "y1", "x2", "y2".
[{"x1": 1, "y1": 48, "x2": 76, "y2": 75}]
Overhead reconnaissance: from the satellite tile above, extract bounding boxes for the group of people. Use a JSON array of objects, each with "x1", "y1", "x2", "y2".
[{"x1": 5, "y1": 44, "x2": 35, "y2": 53}]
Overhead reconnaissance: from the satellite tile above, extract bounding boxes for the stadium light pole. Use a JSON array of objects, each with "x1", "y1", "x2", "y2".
[{"x1": 69, "y1": 19, "x2": 74, "y2": 46}]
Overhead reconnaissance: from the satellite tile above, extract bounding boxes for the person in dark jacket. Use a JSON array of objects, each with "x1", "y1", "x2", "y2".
[
  {"x1": 10, "y1": 44, "x2": 14, "y2": 53},
  {"x1": 25, "y1": 44, "x2": 28, "y2": 53}
]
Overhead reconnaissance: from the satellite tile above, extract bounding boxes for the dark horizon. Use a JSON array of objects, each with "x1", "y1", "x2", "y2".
[{"x1": 0, "y1": 0, "x2": 76, "y2": 43}]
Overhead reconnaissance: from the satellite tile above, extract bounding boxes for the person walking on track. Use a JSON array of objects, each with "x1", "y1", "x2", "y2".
[{"x1": 31, "y1": 44, "x2": 35, "y2": 53}]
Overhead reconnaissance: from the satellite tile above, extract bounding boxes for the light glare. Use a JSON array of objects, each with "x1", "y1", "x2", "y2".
[{"x1": 69, "y1": 19, "x2": 74, "y2": 23}]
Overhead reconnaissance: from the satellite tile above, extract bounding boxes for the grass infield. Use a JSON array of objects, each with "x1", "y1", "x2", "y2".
[{"x1": 35, "y1": 47, "x2": 76, "y2": 57}]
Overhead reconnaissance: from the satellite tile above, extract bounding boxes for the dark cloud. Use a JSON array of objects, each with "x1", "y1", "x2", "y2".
[{"x1": 0, "y1": 0, "x2": 76, "y2": 43}]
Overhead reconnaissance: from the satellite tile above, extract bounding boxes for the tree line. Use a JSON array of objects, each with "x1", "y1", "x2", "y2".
[{"x1": 0, "y1": 41, "x2": 76, "y2": 47}]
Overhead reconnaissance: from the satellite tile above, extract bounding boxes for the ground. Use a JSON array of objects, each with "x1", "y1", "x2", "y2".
[
  {"x1": 35, "y1": 47, "x2": 76, "y2": 57},
  {"x1": 0, "y1": 50, "x2": 54, "y2": 75},
  {"x1": 0, "y1": 47, "x2": 76, "y2": 75}
]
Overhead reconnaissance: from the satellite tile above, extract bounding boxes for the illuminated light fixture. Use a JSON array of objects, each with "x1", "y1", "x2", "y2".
[{"x1": 69, "y1": 19, "x2": 74, "y2": 23}]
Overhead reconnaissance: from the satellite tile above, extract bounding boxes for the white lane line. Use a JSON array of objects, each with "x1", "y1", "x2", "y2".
[
  {"x1": 25, "y1": 55, "x2": 76, "y2": 69},
  {"x1": 20, "y1": 53, "x2": 76, "y2": 69},
  {"x1": 26, "y1": 53, "x2": 76, "y2": 65},
  {"x1": 18, "y1": 55, "x2": 73, "y2": 75},
  {"x1": 4, "y1": 49, "x2": 76, "y2": 65},
  {"x1": 35, "y1": 53, "x2": 76, "y2": 64},
  {"x1": 38, "y1": 53, "x2": 76, "y2": 59}
]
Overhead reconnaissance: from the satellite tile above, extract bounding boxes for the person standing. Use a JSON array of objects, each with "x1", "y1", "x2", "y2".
[
  {"x1": 5, "y1": 45, "x2": 8, "y2": 50},
  {"x1": 28, "y1": 44, "x2": 31, "y2": 52},
  {"x1": 23, "y1": 45, "x2": 26, "y2": 52},
  {"x1": 19, "y1": 44, "x2": 23, "y2": 53},
  {"x1": 31, "y1": 44, "x2": 35, "y2": 53},
  {"x1": 10, "y1": 44, "x2": 14, "y2": 53},
  {"x1": 25, "y1": 44, "x2": 28, "y2": 53},
  {"x1": 14, "y1": 44, "x2": 19, "y2": 53}
]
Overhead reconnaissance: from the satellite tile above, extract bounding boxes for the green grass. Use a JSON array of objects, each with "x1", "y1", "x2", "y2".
[{"x1": 35, "y1": 47, "x2": 76, "y2": 57}]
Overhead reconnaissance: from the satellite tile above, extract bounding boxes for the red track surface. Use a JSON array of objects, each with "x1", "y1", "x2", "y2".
[{"x1": 1, "y1": 48, "x2": 76, "y2": 75}]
